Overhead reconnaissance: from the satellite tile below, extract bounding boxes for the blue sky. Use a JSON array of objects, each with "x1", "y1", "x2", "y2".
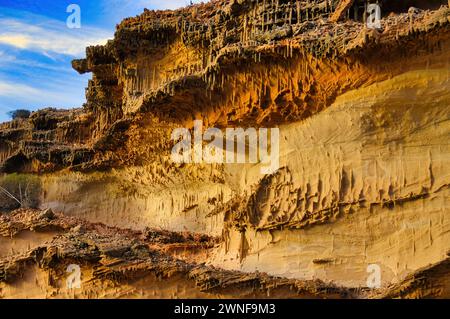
[{"x1": 0, "y1": 0, "x2": 203, "y2": 123}]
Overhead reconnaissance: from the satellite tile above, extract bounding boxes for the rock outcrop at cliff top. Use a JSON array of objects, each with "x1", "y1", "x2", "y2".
[
  {"x1": 1, "y1": 0, "x2": 449, "y2": 173},
  {"x1": 0, "y1": 0, "x2": 450, "y2": 298}
]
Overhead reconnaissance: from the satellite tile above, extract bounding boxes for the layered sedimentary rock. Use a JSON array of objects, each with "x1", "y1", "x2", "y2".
[
  {"x1": 1, "y1": 0, "x2": 450, "y2": 298},
  {"x1": 212, "y1": 69, "x2": 450, "y2": 287},
  {"x1": 0, "y1": 209, "x2": 357, "y2": 299}
]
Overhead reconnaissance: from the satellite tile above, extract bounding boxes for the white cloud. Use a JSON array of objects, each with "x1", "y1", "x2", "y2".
[
  {"x1": 0, "y1": 51, "x2": 72, "y2": 72},
  {"x1": 0, "y1": 80, "x2": 41, "y2": 98},
  {"x1": 0, "y1": 35, "x2": 30, "y2": 49},
  {"x1": 0, "y1": 16, "x2": 111, "y2": 57},
  {"x1": 0, "y1": 50, "x2": 17, "y2": 64},
  {"x1": 0, "y1": 78, "x2": 84, "y2": 106}
]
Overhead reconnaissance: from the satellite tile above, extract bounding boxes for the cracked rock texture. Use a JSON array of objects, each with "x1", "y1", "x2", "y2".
[{"x1": 0, "y1": 0, "x2": 449, "y2": 298}]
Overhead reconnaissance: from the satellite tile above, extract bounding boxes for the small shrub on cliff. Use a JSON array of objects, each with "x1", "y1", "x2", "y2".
[
  {"x1": 0, "y1": 174, "x2": 42, "y2": 211},
  {"x1": 8, "y1": 109, "x2": 31, "y2": 120}
]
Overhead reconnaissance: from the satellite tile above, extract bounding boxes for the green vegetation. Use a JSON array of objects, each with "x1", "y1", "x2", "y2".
[
  {"x1": 0, "y1": 174, "x2": 42, "y2": 211},
  {"x1": 8, "y1": 109, "x2": 31, "y2": 120}
]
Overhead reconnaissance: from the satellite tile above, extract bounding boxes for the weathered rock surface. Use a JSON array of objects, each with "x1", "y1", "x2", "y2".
[{"x1": 0, "y1": 209, "x2": 356, "y2": 299}]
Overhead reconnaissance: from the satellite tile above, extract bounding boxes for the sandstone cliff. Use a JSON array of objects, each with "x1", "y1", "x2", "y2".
[{"x1": 0, "y1": 0, "x2": 449, "y2": 299}]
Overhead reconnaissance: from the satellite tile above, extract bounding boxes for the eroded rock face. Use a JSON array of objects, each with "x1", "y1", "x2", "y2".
[
  {"x1": 0, "y1": 209, "x2": 449, "y2": 298},
  {"x1": 0, "y1": 0, "x2": 449, "y2": 298},
  {"x1": 3, "y1": 1, "x2": 450, "y2": 173},
  {"x1": 0, "y1": 108, "x2": 94, "y2": 173},
  {"x1": 0, "y1": 209, "x2": 356, "y2": 299}
]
